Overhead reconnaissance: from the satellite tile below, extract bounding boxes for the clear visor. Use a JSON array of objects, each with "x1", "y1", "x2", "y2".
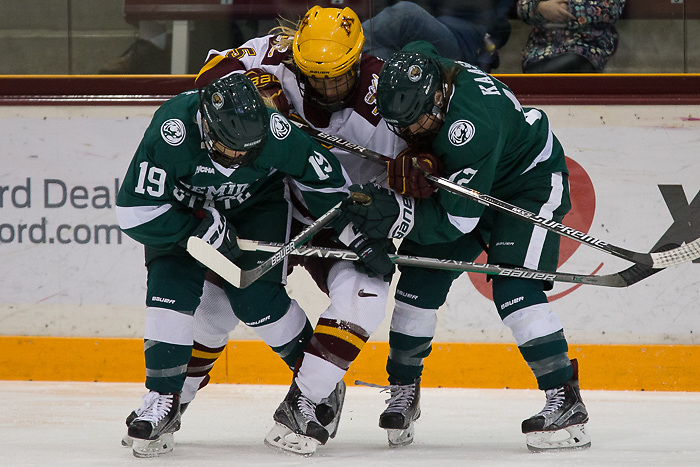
[
  {"x1": 297, "y1": 63, "x2": 360, "y2": 112},
  {"x1": 201, "y1": 118, "x2": 250, "y2": 168},
  {"x1": 387, "y1": 107, "x2": 443, "y2": 147}
]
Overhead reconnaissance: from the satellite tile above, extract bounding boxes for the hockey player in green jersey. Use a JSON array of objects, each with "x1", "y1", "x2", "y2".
[
  {"x1": 341, "y1": 41, "x2": 591, "y2": 452},
  {"x1": 115, "y1": 73, "x2": 392, "y2": 457}
]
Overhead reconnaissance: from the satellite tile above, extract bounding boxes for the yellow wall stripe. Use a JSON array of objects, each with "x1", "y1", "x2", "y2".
[{"x1": 0, "y1": 336, "x2": 697, "y2": 392}]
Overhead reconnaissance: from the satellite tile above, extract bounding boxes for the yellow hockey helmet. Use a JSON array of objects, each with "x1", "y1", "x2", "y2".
[{"x1": 293, "y1": 6, "x2": 365, "y2": 79}]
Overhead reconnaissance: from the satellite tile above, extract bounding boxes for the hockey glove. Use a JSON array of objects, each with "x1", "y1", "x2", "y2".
[
  {"x1": 387, "y1": 147, "x2": 444, "y2": 198},
  {"x1": 338, "y1": 223, "x2": 395, "y2": 281},
  {"x1": 191, "y1": 206, "x2": 240, "y2": 262},
  {"x1": 244, "y1": 68, "x2": 290, "y2": 116},
  {"x1": 342, "y1": 183, "x2": 416, "y2": 240}
]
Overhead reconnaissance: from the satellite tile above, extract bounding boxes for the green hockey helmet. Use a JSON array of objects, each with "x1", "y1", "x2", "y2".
[
  {"x1": 199, "y1": 74, "x2": 269, "y2": 168},
  {"x1": 377, "y1": 51, "x2": 444, "y2": 139}
]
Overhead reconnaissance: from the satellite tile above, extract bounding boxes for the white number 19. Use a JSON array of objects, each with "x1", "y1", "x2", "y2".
[{"x1": 134, "y1": 161, "x2": 166, "y2": 197}]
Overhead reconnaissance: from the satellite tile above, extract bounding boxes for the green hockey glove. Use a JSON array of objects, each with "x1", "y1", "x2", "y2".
[
  {"x1": 342, "y1": 183, "x2": 416, "y2": 240},
  {"x1": 337, "y1": 222, "x2": 395, "y2": 281}
]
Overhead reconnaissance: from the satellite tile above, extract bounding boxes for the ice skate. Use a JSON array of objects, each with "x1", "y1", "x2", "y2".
[
  {"x1": 315, "y1": 379, "x2": 346, "y2": 438},
  {"x1": 380, "y1": 377, "x2": 421, "y2": 447},
  {"x1": 522, "y1": 360, "x2": 591, "y2": 452},
  {"x1": 264, "y1": 381, "x2": 329, "y2": 456},
  {"x1": 121, "y1": 401, "x2": 188, "y2": 448},
  {"x1": 126, "y1": 391, "x2": 182, "y2": 458},
  {"x1": 358, "y1": 377, "x2": 421, "y2": 447}
]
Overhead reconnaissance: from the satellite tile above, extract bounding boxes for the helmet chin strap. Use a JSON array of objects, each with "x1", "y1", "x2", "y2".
[{"x1": 430, "y1": 104, "x2": 444, "y2": 122}]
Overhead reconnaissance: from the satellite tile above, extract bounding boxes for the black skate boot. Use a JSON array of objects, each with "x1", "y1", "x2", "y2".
[
  {"x1": 522, "y1": 359, "x2": 591, "y2": 452},
  {"x1": 126, "y1": 391, "x2": 182, "y2": 458},
  {"x1": 121, "y1": 401, "x2": 188, "y2": 447},
  {"x1": 264, "y1": 381, "x2": 329, "y2": 456},
  {"x1": 378, "y1": 377, "x2": 421, "y2": 447},
  {"x1": 315, "y1": 379, "x2": 346, "y2": 439}
]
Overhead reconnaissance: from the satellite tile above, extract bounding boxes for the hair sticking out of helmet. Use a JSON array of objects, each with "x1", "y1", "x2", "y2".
[
  {"x1": 292, "y1": 6, "x2": 364, "y2": 112},
  {"x1": 377, "y1": 52, "x2": 445, "y2": 145},
  {"x1": 199, "y1": 74, "x2": 270, "y2": 168}
]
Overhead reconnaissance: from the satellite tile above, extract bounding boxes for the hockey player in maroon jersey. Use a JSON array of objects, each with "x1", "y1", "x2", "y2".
[{"x1": 192, "y1": 6, "x2": 408, "y2": 455}]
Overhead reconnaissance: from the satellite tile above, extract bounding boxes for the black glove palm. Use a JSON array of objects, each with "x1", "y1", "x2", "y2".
[{"x1": 338, "y1": 222, "x2": 395, "y2": 282}]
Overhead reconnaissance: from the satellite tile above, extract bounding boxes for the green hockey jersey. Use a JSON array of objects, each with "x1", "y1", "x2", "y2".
[
  {"x1": 116, "y1": 90, "x2": 350, "y2": 250},
  {"x1": 403, "y1": 41, "x2": 569, "y2": 246}
]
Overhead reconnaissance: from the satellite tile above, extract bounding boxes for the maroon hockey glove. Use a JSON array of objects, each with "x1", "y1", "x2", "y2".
[
  {"x1": 387, "y1": 147, "x2": 444, "y2": 198},
  {"x1": 244, "y1": 68, "x2": 290, "y2": 116}
]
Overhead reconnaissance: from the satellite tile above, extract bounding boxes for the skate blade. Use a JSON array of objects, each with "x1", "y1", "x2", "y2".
[
  {"x1": 132, "y1": 433, "x2": 175, "y2": 458},
  {"x1": 526, "y1": 424, "x2": 591, "y2": 452},
  {"x1": 386, "y1": 423, "x2": 415, "y2": 448},
  {"x1": 323, "y1": 382, "x2": 346, "y2": 439},
  {"x1": 121, "y1": 433, "x2": 133, "y2": 447},
  {"x1": 264, "y1": 422, "x2": 320, "y2": 457}
]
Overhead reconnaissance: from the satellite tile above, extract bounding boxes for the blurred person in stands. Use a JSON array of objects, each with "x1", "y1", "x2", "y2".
[
  {"x1": 99, "y1": 21, "x2": 170, "y2": 74},
  {"x1": 518, "y1": 0, "x2": 626, "y2": 73},
  {"x1": 362, "y1": 0, "x2": 513, "y2": 72},
  {"x1": 99, "y1": 19, "x2": 243, "y2": 74}
]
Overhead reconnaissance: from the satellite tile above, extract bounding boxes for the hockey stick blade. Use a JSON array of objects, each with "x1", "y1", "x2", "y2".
[
  {"x1": 186, "y1": 236, "x2": 242, "y2": 287},
  {"x1": 188, "y1": 201, "x2": 344, "y2": 288},
  {"x1": 290, "y1": 118, "x2": 700, "y2": 269},
  {"x1": 237, "y1": 239, "x2": 673, "y2": 288},
  {"x1": 424, "y1": 175, "x2": 700, "y2": 269}
]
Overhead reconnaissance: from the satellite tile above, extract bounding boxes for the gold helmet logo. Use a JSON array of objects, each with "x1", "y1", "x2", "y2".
[
  {"x1": 408, "y1": 65, "x2": 423, "y2": 82},
  {"x1": 212, "y1": 92, "x2": 224, "y2": 109}
]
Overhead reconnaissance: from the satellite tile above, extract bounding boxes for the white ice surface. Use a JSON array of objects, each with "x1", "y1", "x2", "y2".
[{"x1": 1, "y1": 381, "x2": 698, "y2": 466}]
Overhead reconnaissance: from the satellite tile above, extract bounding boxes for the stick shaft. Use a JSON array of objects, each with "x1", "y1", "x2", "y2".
[
  {"x1": 291, "y1": 118, "x2": 700, "y2": 269},
  {"x1": 237, "y1": 201, "x2": 344, "y2": 288},
  {"x1": 237, "y1": 239, "x2": 662, "y2": 288}
]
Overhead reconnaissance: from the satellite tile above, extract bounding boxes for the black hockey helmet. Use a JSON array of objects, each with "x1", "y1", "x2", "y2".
[
  {"x1": 199, "y1": 74, "x2": 269, "y2": 168},
  {"x1": 377, "y1": 51, "x2": 444, "y2": 141}
]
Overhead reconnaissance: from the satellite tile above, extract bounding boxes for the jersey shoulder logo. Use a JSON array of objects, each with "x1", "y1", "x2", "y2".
[
  {"x1": 448, "y1": 119, "x2": 476, "y2": 147},
  {"x1": 270, "y1": 113, "x2": 291, "y2": 140},
  {"x1": 161, "y1": 119, "x2": 186, "y2": 146}
]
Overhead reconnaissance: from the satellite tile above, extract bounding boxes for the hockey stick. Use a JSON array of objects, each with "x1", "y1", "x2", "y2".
[
  {"x1": 289, "y1": 118, "x2": 700, "y2": 269},
  {"x1": 187, "y1": 200, "x2": 345, "y2": 288},
  {"x1": 237, "y1": 238, "x2": 673, "y2": 288}
]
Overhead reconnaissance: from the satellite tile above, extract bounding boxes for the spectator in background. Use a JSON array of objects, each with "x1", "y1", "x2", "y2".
[
  {"x1": 362, "y1": 1, "x2": 513, "y2": 72},
  {"x1": 100, "y1": 21, "x2": 171, "y2": 74},
  {"x1": 99, "y1": 20, "x2": 244, "y2": 74},
  {"x1": 518, "y1": 0, "x2": 626, "y2": 73}
]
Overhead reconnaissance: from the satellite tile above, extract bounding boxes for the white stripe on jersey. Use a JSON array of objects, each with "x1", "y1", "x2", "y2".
[
  {"x1": 116, "y1": 204, "x2": 172, "y2": 230},
  {"x1": 447, "y1": 212, "x2": 480, "y2": 234},
  {"x1": 521, "y1": 120, "x2": 554, "y2": 175},
  {"x1": 524, "y1": 172, "x2": 564, "y2": 269}
]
